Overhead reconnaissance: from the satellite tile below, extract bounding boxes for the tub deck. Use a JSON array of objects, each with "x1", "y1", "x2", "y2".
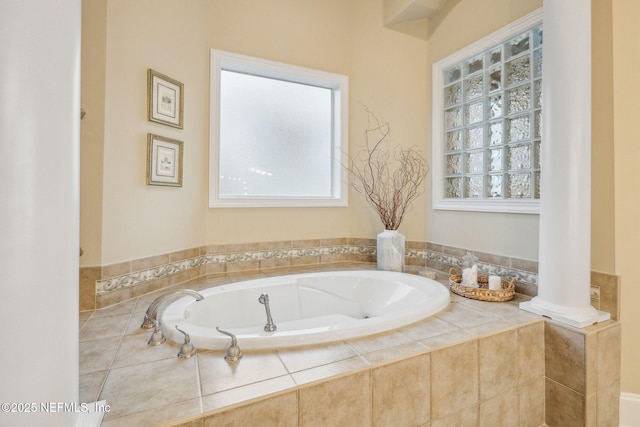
[{"x1": 79, "y1": 263, "x2": 546, "y2": 426}]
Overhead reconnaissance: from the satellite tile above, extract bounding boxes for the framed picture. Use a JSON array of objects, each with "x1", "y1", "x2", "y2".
[
  {"x1": 147, "y1": 134, "x2": 183, "y2": 187},
  {"x1": 147, "y1": 69, "x2": 184, "y2": 128}
]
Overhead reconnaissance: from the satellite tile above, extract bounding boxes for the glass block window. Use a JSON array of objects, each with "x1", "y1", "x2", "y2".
[{"x1": 432, "y1": 10, "x2": 542, "y2": 214}]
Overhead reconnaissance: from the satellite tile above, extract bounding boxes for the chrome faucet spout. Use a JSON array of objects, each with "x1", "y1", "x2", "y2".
[
  {"x1": 258, "y1": 293, "x2": 277, "y2": 332},
  {"x1": 141, "y1": 289, "x2": 204, "y2": 329}
]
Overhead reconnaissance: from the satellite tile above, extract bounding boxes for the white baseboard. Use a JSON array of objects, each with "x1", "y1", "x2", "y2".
[{"x1": 620, "y1": 392, "x2": 640, "y2": 427}]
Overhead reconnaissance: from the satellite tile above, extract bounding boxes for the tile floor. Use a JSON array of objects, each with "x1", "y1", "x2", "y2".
[{"x1": 79, "y1": 263, "x2": 542, "y2": 426}]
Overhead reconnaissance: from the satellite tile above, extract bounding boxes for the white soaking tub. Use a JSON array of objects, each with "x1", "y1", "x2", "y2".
[{"x1": 160, "y1": 270, "x2": 450, "y2": 350}]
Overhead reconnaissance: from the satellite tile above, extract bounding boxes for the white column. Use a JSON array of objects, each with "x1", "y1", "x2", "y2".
[
  {"x1": 0, "y1": 1, "x2": 82, "y2": 426},
  {"x1": 519, "y1": 0, "x2": 610, "y2": 327}
]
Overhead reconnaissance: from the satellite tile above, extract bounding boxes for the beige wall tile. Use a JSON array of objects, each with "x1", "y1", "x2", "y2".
[
  {"x1": 129, "y1": 276, "x2": 171, "y2": 298},
  {"x1": 545, "y1": 322, "x2": 587, "y2": 393},
  {"x1": 290, "y1": 255, "x2": 321, "y2": 266},
  {"x1": 102, "y1": 261, "x2": 131, "y2": 279},
  {"x1": 518, "y1": 377, "x2": 545, "y2": 427},
  {"x1": 205, "y1": 244, "x2": 226, "y2": 255},
  {"x1": 510, "y1": 257, "x2": 538, "y2": 273},
  {"x1": 169, "y1": 268, "x2": 201, "y2": 286},
  {"x1": 591, "y1": 271, "x2": 620, "y2": 321},
  {"x1": 372, "y1": 354, "x2": 430, "y2": 427},
  {"x1": 321, "y1": 237, "x2": 347, "y2": 246},
  {"x1": 475, "y1": 251, "x2": 510, "y2": 268},
  {"x1": 205, "y1": 262, "x2": 226, "y2": 275},
  {"x1": 80, "y1": 266, "x2": 100, "y2": 311},
  {"x1": 407, "y1": 240, "x2": 427, "y2": 250},
  {"x1": 169, "y1": 247, "x2": 200, "y2": 262},
  {"x1": 586, "y1": 332, "x2": 598, "y2": 396},
  {"x1": 586, "y1": 392, "x2": 597, "y2": 427},
  {"x1": 130, "y1": 253, "x2": 171, "y2": 272},
  {"x1": 597, "y1": 384, "x2": 621, "y2": 427},
  {"x1": 597, "y1": 323, "x2": 621, "y2": 388},
  {"x1": 406, "y1": 257, "x2": 427, "y2": 267},
  {"x1": 430, "y1": 404, "x2": 478, "y2": 427},
  {"x1": 225, "y1": 260, "x2": 260, "y2": 272},
  {"x1": 517, "y1": 322, "x2": 545, "y2": 385},
  {"x1": 261, "y1": 257, "x2": 292, "y2": 269},
  {"x1": 545, "y1": 378, "x2": 585, "y2": 427},
  {"x1": 426, "y1": 242, "x2": 443, "y2": 252},
  {"x1": 442, "y1": 245, "x2": 467, "y2": 257},
  {"x1": 224, "y1": 242, "x2": 261, "y2": 252},
  {"x1": 259, "y1": 240, "x2": 293, "y2": 250},
  {"x1": 479, "y1": 390, "x2": 518, "y2": 427},
  {"x1": 298, "y1": 370, "x2": 372, "y2": 427},
  {"x1": 350, "y1": 253, "x2": 376, "y2": 263},
  {"x1": 479, "y1": 330, "x2": 517, "y2": 401},
  {"x1": 292, "y1": 239, "x2": 322, "y2": 249},
  {"x1": 431, "y1": 340, "x2": 479, "y2": 420},
  {"x1": 203, "y1": 391, "x2": 297, "y2": 427},
  {"x1": 321, "y1": 253, "x2": 348, "y2": 263},
  {"x1": 100, "y1": 399, "x2": 203, "y2": 427}
]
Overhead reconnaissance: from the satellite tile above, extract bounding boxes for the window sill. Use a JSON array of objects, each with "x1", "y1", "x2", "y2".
[{"x1": 433, "y1": 198, "x2": 539, "y2": 214}]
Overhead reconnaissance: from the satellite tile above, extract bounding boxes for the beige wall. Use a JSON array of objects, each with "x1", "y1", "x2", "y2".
[
  {"x1": 82, "y1": 0, "x2": 431, "y2": 263},
  {"x1": 204, "y1": 0, "x2": 354, "y2": 245},
  {"x1": 204, "y1": 0, "x2": 430, "y2": 245},
  {"x1": 80, "y1": 0, "x2": 107, "y2": 266},
  {"x1": 425, "y1": 0, "x2": 542, "y2": 261},
  {"x1": 591, "y1": 0, "x2": 616, "y2": 273},
  {"x1": 613, "y1": 0, "x2": 640, "y2": 395},
  {"x1": 82, "y1": 0, "x2": 210, "y2": 265}
]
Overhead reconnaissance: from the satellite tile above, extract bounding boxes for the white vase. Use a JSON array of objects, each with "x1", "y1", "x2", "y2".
[{"x1": 377, "y1": 229, "x2": 405, "y2": 272}]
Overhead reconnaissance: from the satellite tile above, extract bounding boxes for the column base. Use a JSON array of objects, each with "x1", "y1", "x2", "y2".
[{"x1": 520, "y1": 298, "x2": 611, "y2": 328}]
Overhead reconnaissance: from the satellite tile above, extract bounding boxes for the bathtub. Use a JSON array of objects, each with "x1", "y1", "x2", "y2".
[{"x1": 160, "y1": 270, "x2": 450, "y2": 350}]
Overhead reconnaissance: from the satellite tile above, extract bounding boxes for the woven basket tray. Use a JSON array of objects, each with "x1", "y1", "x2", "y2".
[{"x1": 448, "y1": 268, "x2": 515, "y2": 302}]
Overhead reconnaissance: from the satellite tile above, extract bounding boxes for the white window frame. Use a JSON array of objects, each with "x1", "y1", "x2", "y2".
[
  {"x1": 209, "y1": 49, "x2": 349, "y2": 208},
  {"x1": 431, "y1": 9, "x2": 542, "y2": 214}
]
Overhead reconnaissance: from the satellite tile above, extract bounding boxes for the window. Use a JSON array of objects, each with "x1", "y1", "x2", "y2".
[
  {"x1": 210, "y1": 50, "x2": 349, "y2": 207},
  {"x1": 432, "y1": 10, "x2": 542, "y2": 214}
]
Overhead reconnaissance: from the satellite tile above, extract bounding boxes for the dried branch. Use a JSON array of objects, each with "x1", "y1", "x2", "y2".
[{"x1": 346, "y1": 107, "x2": 429, "y2": 230}]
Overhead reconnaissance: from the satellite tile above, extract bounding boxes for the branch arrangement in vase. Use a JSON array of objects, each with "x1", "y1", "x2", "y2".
[{"x1": 346, "y1": 107, "x2": 429, "y2": 230}]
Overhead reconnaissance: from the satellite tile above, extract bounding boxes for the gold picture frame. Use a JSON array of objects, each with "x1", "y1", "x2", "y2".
[
  {"x1": 147, "y1": 69, "x2": 184, "y2": 129},
  {"x1": 146, "y1": 134, "x2": 183, "y2": 187}
]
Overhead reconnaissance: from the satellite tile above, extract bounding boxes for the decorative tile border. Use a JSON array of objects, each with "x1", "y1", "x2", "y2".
[
  {"x1": 408, "y1": 248, "x2": 538, "y2": 289},
  {"x1": 81, "y1": 238, "x2": 617, "y2": 316},
  {"x1": 95, "y1": 243, "x2": 376, "y2": 296}
]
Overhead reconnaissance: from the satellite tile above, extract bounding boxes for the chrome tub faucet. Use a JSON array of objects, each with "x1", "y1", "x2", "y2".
[{"x1": 140, "y1": 289, "x2": 204, "y2": 330}]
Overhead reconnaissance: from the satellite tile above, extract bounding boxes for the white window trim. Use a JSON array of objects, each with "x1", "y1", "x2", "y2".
[
  {"x1": 431, "y1": 9, "x2": 542, "y2": 215},
  {"x1": 209, "y1": 49, "x2": 349, "y2": 208}
]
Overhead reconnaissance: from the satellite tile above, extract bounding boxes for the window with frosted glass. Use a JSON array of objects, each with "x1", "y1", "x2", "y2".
[
  {"x1": 219, "y1": 71, "x2": 333, "y2": 198},
  {"x1": 209, "y1": 50, "x2": 348, "y2": 208},
  {"x1": 442, "y1": 24, "x2": 542, "y2": 200}
]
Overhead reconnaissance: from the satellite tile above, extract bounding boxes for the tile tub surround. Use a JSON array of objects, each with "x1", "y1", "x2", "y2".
[
  {"x1": 78, "y1": 263, "x2": 621, "y2": 427},
  {"x1": 80, "y1": 239, "x2": 553, "y2": 310}
]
